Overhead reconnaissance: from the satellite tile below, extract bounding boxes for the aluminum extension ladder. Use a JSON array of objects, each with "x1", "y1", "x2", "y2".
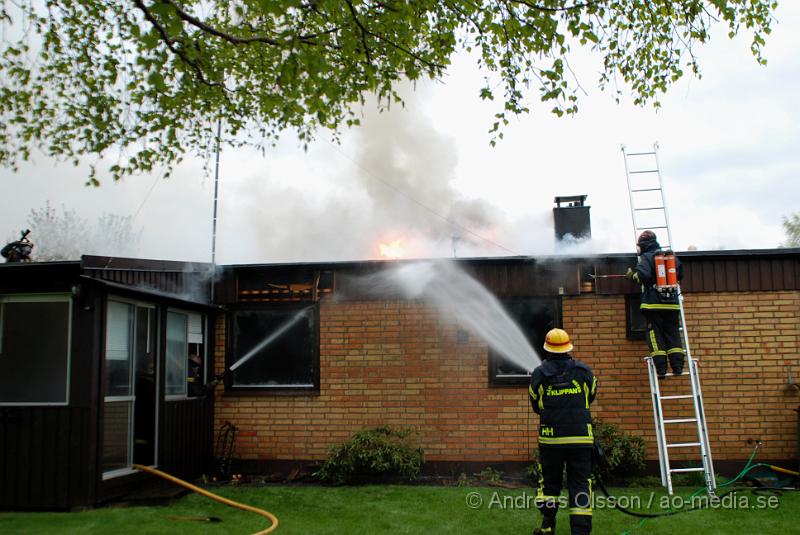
[{"x1": 621, "y1": 143, "x2": 716, "y2": 496}]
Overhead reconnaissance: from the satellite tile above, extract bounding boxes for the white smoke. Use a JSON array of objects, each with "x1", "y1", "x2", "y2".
[{"x1": 230, "y1": 88, "x2": 505, "y2": 263}]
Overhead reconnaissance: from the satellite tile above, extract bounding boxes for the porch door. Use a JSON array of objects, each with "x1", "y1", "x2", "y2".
[{"x1": 102, "y1": 300, "x2": 158, "y2": 477}]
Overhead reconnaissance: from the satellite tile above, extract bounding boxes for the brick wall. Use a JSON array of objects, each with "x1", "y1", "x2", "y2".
[
  {"x1": 214, "y1": 301, "x2": 535, "y2": 462},
  {"x1": 566, "y1": 291, "x2": 800, "y2": 462},
  {"x1": 213, "y1": 290, "x2": 800, "y2": 465}
]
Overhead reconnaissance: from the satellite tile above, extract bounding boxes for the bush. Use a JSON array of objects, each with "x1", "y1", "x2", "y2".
[
  {"x1": 592, "y1": 418, "x2": 646, "y2": 482},
  {"x1": 526, "y1": 462, "x2": 539, "y2": 486},
  {"x1": 315, "y1": 426, "x2": 424, "y2": 485},
  {"x1": 478, "y1": 467, "x2": 503, "y2": 485}
]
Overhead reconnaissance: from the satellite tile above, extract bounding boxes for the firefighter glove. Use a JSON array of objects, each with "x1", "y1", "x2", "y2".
[{"x1": 624, "y1": 267, "x2": 635, "y2": 280}]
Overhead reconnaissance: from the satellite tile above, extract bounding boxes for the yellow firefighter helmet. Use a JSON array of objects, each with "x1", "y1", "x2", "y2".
[{"x1": 543, "y1": 328, "x2": 573, "y2": 354}]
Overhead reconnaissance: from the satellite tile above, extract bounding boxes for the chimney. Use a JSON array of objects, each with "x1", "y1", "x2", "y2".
[{"x1": 553, "y1": 195, "x2": 591, "y2": 241}]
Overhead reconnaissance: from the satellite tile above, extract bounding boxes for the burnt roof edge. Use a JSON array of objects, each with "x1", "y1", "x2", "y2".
[
  {"x1": 222, "y1": 248, "x2": 800, "y2": 271},
  {"x1": 81, "y1": 254, "x2": 212, "y2": 273}
]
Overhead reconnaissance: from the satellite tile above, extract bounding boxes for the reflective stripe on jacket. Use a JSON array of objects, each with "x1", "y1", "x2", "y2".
[
  {"x1": 631, "y1": 236, "x2": 683, "y2": 310},
  {"x1": 529, "y1": 355, "x2": 597, "y2": 448}
]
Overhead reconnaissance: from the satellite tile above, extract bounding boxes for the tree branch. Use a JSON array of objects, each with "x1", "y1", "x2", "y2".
[
  {"x1": 345, "y1": 0, "x2": 373, "y2": 65},
  {"x1": 160, "y1": 0, "x2": 282, "y2": 45},
  {"x1": 509, "y1": 0, "x2": 604, "y2": 13},
  {"x1": 133, "y1": 0, "x2": 231, "y2": 97}
]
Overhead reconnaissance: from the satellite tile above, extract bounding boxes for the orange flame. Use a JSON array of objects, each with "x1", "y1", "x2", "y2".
[{"x1": 379, "y1": 239, "x2": 405, "y2": 259}]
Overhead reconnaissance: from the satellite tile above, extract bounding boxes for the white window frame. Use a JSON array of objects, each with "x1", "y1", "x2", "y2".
[
  {"x1": 165, "y1": 307, "x2": 206, "y2": 400},
  {"x1": 102, "y1": 296, "x2": 159, "y2": 479},
  {"x1": 0, "y1": 293, "x2": 72, "y2": 406}
]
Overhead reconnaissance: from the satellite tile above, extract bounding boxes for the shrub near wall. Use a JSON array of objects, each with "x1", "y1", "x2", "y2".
[{"x1": 315, "y1": 426, "x2": 424, "y2": 485}]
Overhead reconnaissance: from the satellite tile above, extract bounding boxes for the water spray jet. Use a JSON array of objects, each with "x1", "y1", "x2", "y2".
[
  {"x1": 381, "y1": 260, "x2": 541, "y2": 373},
  {"x1": 230, "y1": 307, "x2": 312, "y2": 372}
]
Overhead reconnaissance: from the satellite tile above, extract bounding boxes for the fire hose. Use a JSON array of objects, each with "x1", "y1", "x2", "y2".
[
  {"x1": 597, "y1": 442, "x2": 800, "y2": 535},
  {"x1": 132, "y1": 464, "x2": 279, "y2": 534},
  {"x1": 129, "y1": 312, "x2": 313, "y2": 531}
]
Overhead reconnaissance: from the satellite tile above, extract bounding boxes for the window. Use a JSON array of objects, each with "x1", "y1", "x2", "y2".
[
  {"x1": 166, "y1": 311, "x2": 188, "y2": 397},
  {"x1": 229, "y1": 305, "x2": 318, "y2": 391},
  {"x1": 187, "y1": 312, "x2": 206, "y2": 397},
  {"x1": 489, "y1": 298, "x2": 560, "y2": 386},
  {"x1": 626, "y1": 294, "x2": 647, "y2": 340},
  {"x1": 0, "y1": 294, "x2": 71, "y2": 405},
  {"x1": 165, "y1": 310, "x2": 206, "y2": 398},
  {"x1": 103, "y1": 299, "x2": 158, "y2": 477}
]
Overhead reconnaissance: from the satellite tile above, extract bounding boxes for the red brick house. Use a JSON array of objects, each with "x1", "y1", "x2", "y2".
[{"x1": 212, "y1": 249, "x2": 800, "y2": 475}]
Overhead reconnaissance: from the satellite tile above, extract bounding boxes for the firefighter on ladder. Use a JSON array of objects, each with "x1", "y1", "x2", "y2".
[
  {"x1": 625, "y1": 230, "x2": 685, "y2": 378},
  {"x1": 529, "y1": 328, "x2": 597, "y2": 535}
]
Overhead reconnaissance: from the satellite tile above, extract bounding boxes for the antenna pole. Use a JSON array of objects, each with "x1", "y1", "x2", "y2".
[{"x1": 210, "y1": 117, "x2": 222, "y2": 302}]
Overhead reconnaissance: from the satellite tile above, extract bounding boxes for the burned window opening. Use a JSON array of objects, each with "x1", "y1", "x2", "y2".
[
  {"x1": 238, "y1": 270, "x2": 334, "y2": 303},
  {"x1": 489, "y1": 298, "x2": 560, "y2": 386},
  {"x1": 228, "y1": 305, "x2": 319, "y2": 392},
  {"x1": 580, "y1": 264, "x2": 595, "y2": 294}
]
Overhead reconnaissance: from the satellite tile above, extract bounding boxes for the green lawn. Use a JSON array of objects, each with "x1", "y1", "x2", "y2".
[{"x1": 1, "y1": 484, "x2": 797, "y2": 534}]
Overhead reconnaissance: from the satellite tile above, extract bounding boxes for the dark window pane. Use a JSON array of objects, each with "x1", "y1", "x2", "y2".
[
  {"x1": 231, "y1": 307, "x2": 316, "y2": 387},
  {"x1": 102, "y1": 401, "x2": 131, "y2": 472},
  {"x1": 166, "y1": 312, "x2": 188, "y2": 396},
  {"x1": 133, "y1": 307, "x2": 157, "y2": 466},
  {"x1": 0, "y1": 300, "x2": 70, "y2": 403},
  {"x1": 490, "y1": 299, "x2": 558, "y2": 385},
  {"x1": 626, "y1": 294, "x2": 647, "y2": 340},
  {"x1": 105, "y1": 301, "x2": 133, "y2": 397}
]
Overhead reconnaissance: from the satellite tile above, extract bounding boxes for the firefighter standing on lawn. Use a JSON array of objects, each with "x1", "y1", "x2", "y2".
[
  {"x1": 625, "y1": 230, "x2": 685, "y2": 377},
  {"x1": 529, "y1": 328, "x2": 597, "y2": 535}
]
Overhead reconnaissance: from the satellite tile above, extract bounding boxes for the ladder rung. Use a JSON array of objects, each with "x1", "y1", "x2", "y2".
[
  {"x1": 635, "y1": 225, "x2": 667, "y2": 230},
  {"x1": 667, "y1": 442, "x2": 701, "y2": 448},
  {"x1": 662, "y1": 395, "x2": 693, "y2": 400},
  {"x1": 631, "y1": 188, "x2": 662, "y2": 192},
  {"x1": 670, "y1": 467, "x2": 706, "y2": 473},
  {"x1": 633, "y1": 207, "x2": 665, "y2": 212},
  {"x1": 626, "y1": 151, "x2": 656, "y2": 156},
  {"x1": 628, "y1": 170, "x2": 659, "y2": 174},
  {"x1": 664, "y1": 418, "x2": 697, "y2": 424}
]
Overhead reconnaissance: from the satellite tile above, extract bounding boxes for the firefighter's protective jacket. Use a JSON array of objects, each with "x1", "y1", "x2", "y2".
[
  {"x1": 529, "y1": 355, "x2": 597, "y2": 447},
  {"x1": 631, "y1": 235, "x2": 683, "y2": 310}
]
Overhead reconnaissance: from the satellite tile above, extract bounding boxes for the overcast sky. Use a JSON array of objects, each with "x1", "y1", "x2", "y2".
[{"x1": 2, "y1": 3, "x2": 798, "y2": 264}]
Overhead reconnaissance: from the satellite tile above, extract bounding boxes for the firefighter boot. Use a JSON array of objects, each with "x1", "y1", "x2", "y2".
[
  {"x1": 669, "y1": 355, "x2": 684, "y2": 375},
  {"x1": 533, "y1": 516, "x2": 555, "y2": 535},
  {"x1": 652, "y1": 355, "x2": 668, "y2": 378},
  {"x1": 570, "y1": 513, "x2": 592, "y2": 535}
]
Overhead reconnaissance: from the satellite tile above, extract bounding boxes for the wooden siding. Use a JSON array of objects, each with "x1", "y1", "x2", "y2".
[
  {"x1": 0, "y1": 262, "x2": 80, "y2": 294},
  {"x1": 0, "y1": 407, "x2": 93, "y2": 510},
  {"x1": 81, "y1": 255, "x2": 213, "y2": 298},
  {"x1": 85, "y1": 268, "x2": 183, "y2": 294},
  {"x1": 470, "y1": 260, "x2": 582, "y2": 296},
  {"x1": 681, "y1": 256, "x2": 800, "y2": 293},
  {"x1": 159, "y1": 398, "x2": 214, "y2": 480}
]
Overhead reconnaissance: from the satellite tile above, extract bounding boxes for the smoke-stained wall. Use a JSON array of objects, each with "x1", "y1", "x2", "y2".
[{"x1": 212, "y1": 268, "x2": 800, "y2": 470}]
